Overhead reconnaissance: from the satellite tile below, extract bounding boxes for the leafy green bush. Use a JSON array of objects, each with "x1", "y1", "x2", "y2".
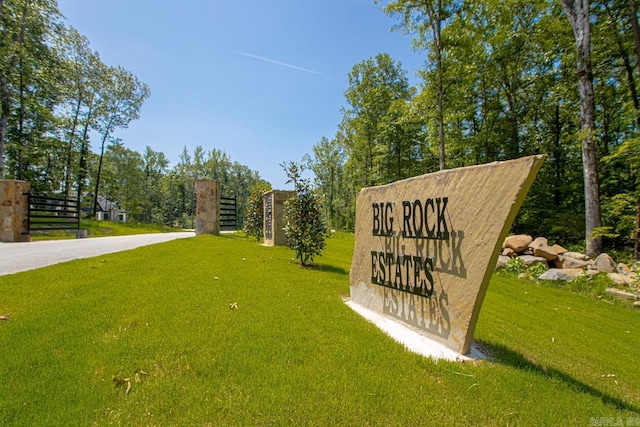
[
  {"x1": 281, "y1": 161, "x2": 328, "y2": 266},
  {"x1": 243, "y1": 182, "x2": 272, "y2": 240}
]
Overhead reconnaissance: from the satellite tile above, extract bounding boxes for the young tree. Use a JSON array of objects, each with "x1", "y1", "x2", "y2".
[
  {"x1": 243, "y1": 181, "x2": 272, "y2": 240},
  {"x1": 281, "y1": 161, "x2": 328, "y2": 267},
  {"x1": 560, "y1": 0, "x2": 604, "y2": 255}
]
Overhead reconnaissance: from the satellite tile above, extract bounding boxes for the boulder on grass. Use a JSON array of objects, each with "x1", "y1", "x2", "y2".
[
  {"x1": 563, "y1": 252, "x2": 589, "y2": 261},
  {"x1": 555, "y1": 256, "x2": 589, "y2": 270},
  {"x1": 605, "y1": 288, "x2": 639, "y2": 301},
  {"x1": 495, "y1": 255, "x2": 511, "y2": 271},
  {"x1": 501, "y1": 247, "x2": 516, "y2": 257},
  {"x1": 504, "y1": 235, "x2": 533, "y2": 254},
  {"x1": 608, "y1": 273, "x2": 635, "y2": 286},
  {"x1": 594, "y1": 253, "x2": 616, "y2": 273},
  {"x1": 552, "y1": 244, "x2": 568, "y2": 255},
  {"x1": 519, "y1": 255, "x2": 548, "y2": 267},
  {"x1": 538, "y1": 268, "x2": 583, "y2": 282},
  {"x1": 617, "y1": 263, "x2": 632, "y2": 275}
]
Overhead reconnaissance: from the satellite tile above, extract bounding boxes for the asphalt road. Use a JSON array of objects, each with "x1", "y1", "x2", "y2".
[{"x1": 0, "y1": 232, "x2": 195, "y2": 276}]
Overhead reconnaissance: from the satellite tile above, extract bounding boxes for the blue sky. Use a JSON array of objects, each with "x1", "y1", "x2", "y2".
[{"x1": 57, "y1": 0, "x2": 425, "y2": 189}]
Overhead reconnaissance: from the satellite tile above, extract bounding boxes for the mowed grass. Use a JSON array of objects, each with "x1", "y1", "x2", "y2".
[{"x1": 0, "y1": 233, "x2": 639, "y2": 425}]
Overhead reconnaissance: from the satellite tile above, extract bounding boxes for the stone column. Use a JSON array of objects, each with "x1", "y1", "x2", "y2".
[
  {"x1": 0, "y1": 180, "x2": 31, "y2": 242},
  {"x1": 195, "y1": 179, "x2": 220, "y2": 235},
  {"x1": 263, "y1": 190, "x2": 294, "y2": 246}
]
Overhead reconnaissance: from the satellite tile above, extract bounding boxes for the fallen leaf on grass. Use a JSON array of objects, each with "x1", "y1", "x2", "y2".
[
  {"x1": 0, "y1": 314, "x2": 10, "y2": 321},
  {"x1": 113, "y1": 370, "x2": 149, "y2": 394},
  {"x1": 134, "y1": 370, "x2": 149, "y2": 383},
  {"x1": 112, "y1": 376, "x2": 132, "y2": 394}
]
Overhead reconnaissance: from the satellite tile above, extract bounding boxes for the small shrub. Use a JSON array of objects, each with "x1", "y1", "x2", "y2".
[
  {"x1": 500, "y1": 257, "x2": 526, "y2": 275},
  {"x1": 281, "y1": 161, "x2": 328, "y2": 266}
]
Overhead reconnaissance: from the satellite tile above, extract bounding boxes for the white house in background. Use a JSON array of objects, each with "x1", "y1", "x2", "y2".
[{"x1": 95, "y1": 195, "x2": 127, "y2": 223}]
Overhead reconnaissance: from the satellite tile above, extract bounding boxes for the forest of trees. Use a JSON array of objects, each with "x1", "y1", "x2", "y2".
[
  {"x1": 305, "y1": 0, "x2": 640, "y2": 257},
  {"x1": 0, "y1": 0, "x2": 265, "y2": 228},
  {"x1": 1, "y1": 0, "x2": 639, "y2": 256}
]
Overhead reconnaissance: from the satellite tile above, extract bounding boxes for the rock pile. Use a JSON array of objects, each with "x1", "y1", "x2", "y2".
[{"x1": 496, "y1": 234, "x2": 640, "y2": 305}]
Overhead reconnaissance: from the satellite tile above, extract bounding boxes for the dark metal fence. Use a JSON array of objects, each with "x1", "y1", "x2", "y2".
[
  {"x1": 220, "y1": 195, "x2": 237, "y2": 231},
  {"x1": 25, "y1": 193, "x2": 80, "y2": 233}
]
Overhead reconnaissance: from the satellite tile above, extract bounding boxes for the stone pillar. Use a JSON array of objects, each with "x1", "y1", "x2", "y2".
[
  {"x1": 195, "y1": 179, "x2": 220, "y2": 235},
  {"x1": 263, "y1": 190, "x2": 294, "y2": 246},
  {"x1": 0, "y1": 179, "x2": 31, "y2": 242}
]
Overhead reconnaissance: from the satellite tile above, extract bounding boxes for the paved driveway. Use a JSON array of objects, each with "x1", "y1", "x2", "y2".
[{"x1": 0, "y1": 232, "x2": 195, "y2": 276}]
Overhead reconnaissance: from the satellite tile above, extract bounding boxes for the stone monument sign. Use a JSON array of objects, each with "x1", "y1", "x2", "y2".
[
  {"x1": 349, "y1": 155, "x2": 545, "y2": 355},
  {"x1": 263, "y1": 190, "x2": 294, "y2": 246}
]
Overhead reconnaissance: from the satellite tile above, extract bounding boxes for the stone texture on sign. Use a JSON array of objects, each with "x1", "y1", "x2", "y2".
[
  {"x1": 0, "y1": 180, "x2": 31, "y2": 242},
  {"x1": 263, "y1": 190, "x2": 294, "y2": 247},
  {"x1": 349, "y1": 155, "x2": 545, "y2": 355},
  {"x1": 195, "y1": 179, "x2": 220, "y2": 235}
]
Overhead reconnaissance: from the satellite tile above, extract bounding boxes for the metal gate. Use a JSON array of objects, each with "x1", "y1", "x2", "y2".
[
  {"x1": 220, "y1": 195, "x2": 237, "y2": 231},
  {"x1": 25, "y1": 193, "x2": 80, "y2": 233}
]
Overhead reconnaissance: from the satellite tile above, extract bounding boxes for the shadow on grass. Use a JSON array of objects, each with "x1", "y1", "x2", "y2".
[
  {"x1": 313, "y1": 263, "x2": 349, "y2": 275},
  {"x1": 479, "y1": 340, "x2": 640, "y2": 413}
]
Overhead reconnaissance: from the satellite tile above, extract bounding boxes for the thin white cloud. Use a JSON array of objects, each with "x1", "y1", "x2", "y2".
[{"x1": 229, "y1": 50, "x2": 328, "y2": 76}]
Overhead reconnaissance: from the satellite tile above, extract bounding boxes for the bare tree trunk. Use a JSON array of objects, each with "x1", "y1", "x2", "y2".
[
  {"x1": 64, "y1": 98, "x2": 82, "y2": 198},
  {"x1": 92, "y1": 117, "x2": 114, "y2": 216},
  {"x1": 77, "y1": 103, "x2": 92, "y2": 200},
  {"x1": 427, "y1": 1, "x2": 446, "y2": 171},
  {"x1": 560, "y1": 0, "x2": 603, "y2": 256}
]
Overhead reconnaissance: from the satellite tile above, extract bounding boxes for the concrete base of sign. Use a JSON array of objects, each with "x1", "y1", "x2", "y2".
[{"x1": 345, "y1": 299, "x2": 488, "y2": 362}]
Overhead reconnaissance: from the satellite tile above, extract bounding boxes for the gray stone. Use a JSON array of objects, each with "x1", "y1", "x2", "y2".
[
  {"x1": 538, "y1": 268, "x2": 583, "y2": 281},
  {"x1": 604, "y1": 288, "x2": 639, "y2": 301},
  {"x1": 617, "y1": 263, "x2": 632, "y2": 275},
  {"x1": 495, "y1": 255, "x2": 511, "y2": 270},
  {"x1": 519, "y1": 255, "x2": 548, "y2": 267},
  {"x1": 501, "y1": 247, "x2": 516, "y2": 257},
  {"x1": 563, "y1": 252, "x2": 589, "y2": 261},
  {"x1": 608, "y1": 273, "x2": 634, "y2": 286},
  {"x1": 556, "y1": 256, "x2": 589, "y2": 270},
  {"x1": 594, "y1": 253, "x2": 616, "y2": 273}
]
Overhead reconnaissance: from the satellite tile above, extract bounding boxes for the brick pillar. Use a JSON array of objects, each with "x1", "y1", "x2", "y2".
[
  {"x1": 263, "y1": 190, "x2": 294, "y2": 246},
  {"x1": 0, "y1": 180, "x2": 31, "y2": 242},
  {"x1": 195, "y1": 179, "x2": 220, "y2": 235}
]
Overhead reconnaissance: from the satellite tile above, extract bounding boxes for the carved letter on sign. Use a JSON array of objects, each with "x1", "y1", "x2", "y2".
[{"x1": 349, "y1": 155, "x2": 545, "y2": 355}]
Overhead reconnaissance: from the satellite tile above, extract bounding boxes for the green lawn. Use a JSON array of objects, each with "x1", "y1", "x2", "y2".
[
  {"x1": 30, "y1": 218, "x2": 184, "y2": 240},
  {"x1": 0, "y1": 233, "x2": 638, "y2": 425}
]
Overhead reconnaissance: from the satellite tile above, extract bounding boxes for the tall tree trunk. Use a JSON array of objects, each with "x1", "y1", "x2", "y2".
[
  {"x1": 429, "y1": 2, "x2": 446, "y2": 171},
  {"x1": 630, "y1": 0, "x2": 640, "y2": 76},
  {"x1": 64, "y1": 98, "x2": 82, "y2": 198},
  {"x1": 92, "y1": 117, "x2": 114, "y2": 216},
  {"x1": 77, "y1": 104, "x2": 92, "y2": 201},
  {"x1": 560, "y1": 0, "x2": 603, "y2": 256},
  {"x1": 17, "y1": 58, "x2": 25, "y2": 180}
]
